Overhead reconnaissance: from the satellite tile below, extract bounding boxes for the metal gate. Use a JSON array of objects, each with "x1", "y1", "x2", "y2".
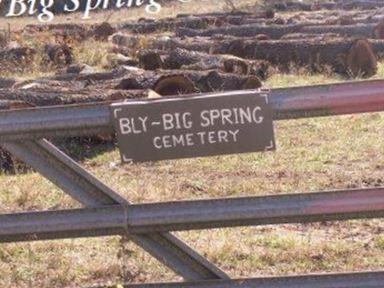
[{"x1": 0, "y1": 79, "x2": 384, "y2": 287}]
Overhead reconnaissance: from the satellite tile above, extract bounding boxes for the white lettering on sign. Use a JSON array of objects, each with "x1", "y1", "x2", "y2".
[
  {"x1": 112, "y1": 92, "x2": 276, "y2": 163},
  {"x1": 154, "y1": 133, "x2": 195, "y2": 149},
  {"x1": 119, "y1": 116, "x2": 148, "y2": 134},
  {"x1": 153, "y1": 129, "x2": 240, "y2": 149},
  {"x1": 200, "y1": 106, "x2": 263, "y2": 127},
  {"x1": 118, "y1": 106, "x2": 263, "y2": 149},
  {"x1": 162, "y1": 112, "x2": 193, "y2": 130}
]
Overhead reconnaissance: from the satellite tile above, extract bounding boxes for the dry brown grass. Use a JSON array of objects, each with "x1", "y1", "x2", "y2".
[
  {"x1": 0, "y1": 72, "x2": 383, "y2": 287},
  {"x1": 0, "y1": 1, "x2": 384, "y2": 287}
]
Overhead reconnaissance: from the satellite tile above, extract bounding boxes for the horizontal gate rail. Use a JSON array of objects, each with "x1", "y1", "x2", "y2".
[
  {"x1": 1, "y1": 79, "x2": 384, "y2": 287},
  {"x1": 0, "y1": 79, "x2": 383, "y2": 141},
  {"x1": 1, "y1": 187, "x2": 383, "y2": 242},
  {"x1": 1, "y1": 139, "x2": 228, "y2": 280},
  {"x1": 100, "y1": 271, "x2": 384, "y2": 288}
]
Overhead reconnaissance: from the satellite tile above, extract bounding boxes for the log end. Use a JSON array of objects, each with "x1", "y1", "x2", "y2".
[
  {"x1": 44, "y1": 44, "x2": 73, "y2": 67},
  {"x1": 92, "y1": 22, "x2": 117, "y2": 41},
  {"x1": 374, "y1": 20, "x2": 384, "y2": 39},
  {"x1": 243, "y1": 76, "x2": 262, "y2": 89},
  {"x1": 153, "y1": 75, "x2": 197, "y2": 96},
  {"x1": 138, "y1": 50, "x2": 164, "y2": 70},
  {"x1": 345, "y1": 39, "x2": 378, "y2": 78}
]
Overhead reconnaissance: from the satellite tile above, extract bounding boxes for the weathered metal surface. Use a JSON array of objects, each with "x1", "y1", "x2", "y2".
[
  {"x1": 0, "y1": 79, "x2": 383, "y2": 141},
  {"x1": 112, "y1": 91, "x2": 275, "y2": 162},
  {"x1": 1, "y1": 187, "x2": 383, "y2": 241},
  {"x1": 271, "y1": 79, "x2": 384, "y2": 119}
]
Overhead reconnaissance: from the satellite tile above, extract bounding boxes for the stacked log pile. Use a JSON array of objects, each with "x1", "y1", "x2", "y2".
[
  {"x1": 1, "y1": 1, "x2": 384, "y2": 170},
  {"x1": 1, "y1": 4, "x2": 384, "y2": 105}
]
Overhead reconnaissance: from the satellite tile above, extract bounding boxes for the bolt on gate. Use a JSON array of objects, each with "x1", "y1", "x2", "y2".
[{"x1": 0, "y1": 79, "x2": 384, "y2": 287}]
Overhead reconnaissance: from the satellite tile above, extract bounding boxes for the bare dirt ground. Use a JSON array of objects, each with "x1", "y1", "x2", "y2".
[{"x1": 0, "y1": 0, "x2": 383, "y2": 287}]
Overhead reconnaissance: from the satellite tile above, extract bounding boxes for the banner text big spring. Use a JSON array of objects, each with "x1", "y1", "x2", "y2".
[{"x1": 0, "y1": 0, "x2": 191, "y2": 22}]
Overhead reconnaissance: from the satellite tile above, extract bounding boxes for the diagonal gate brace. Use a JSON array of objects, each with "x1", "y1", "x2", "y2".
[{"x1": 1, "y1": 139, "x2": 228, "y2": 281}]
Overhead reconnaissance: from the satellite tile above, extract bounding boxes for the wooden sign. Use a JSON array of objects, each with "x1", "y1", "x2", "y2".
[{"x1": 111, "y1": 90, "x2": 276, "y2": 163}]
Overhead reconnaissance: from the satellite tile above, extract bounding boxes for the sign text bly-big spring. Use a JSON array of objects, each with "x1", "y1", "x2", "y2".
[
  {"x1": 0, "y1": 0, "x2": 190, "y2": 22},
  {"x1": 112, "y1": 91, "x2": 276, "y2": 163}
]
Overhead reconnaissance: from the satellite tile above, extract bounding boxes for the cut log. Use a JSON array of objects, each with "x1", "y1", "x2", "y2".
[
  {"x1": 273, "y1": 1, "x2": 312, "y2": 11},
  {"x1": 111, "y1": 33, "x2": 257, "y2": 56},
  {"x1": 281, "y1": 33, "x2": 341, "y2": 40},
  {"x1": 0, "y1": 87, "x2": 148, "y2": 106},
  {"x1": 112, "y1": 34, "x2": 384, "y2": 69},
  {"x1": 301, "y1": 24, "x2": 376, "y2": 38},
  {"x1": 111, "y1": 33, "x2": 252, "y2": 57},
  {"x1": 0, "y1": 77, "x2": 18, "y2": 88},
  {"x1": 138, "y1": 50, "x2": 164, "y2": 70},
  {"x1": 111, "y1": 33, "x2": 174, "y2": 51},
  {"x1": 115, "y1": 69, "x2": 262, "y2": 94},
  {"x1": 244, "y1": 38, "x2": 378, "y2": 77},
  {"x1": 176, "y1": 11, "x2": 252, "y2": 18},
  {"x1": 374, "y1": 20, "x2": 384, "y2": 39},
  {"x1": 24, "y1": 23, "x2": 88, "y2": 33},
  {"x1": 0, "y1": 47, "x2": 37, "y2": 72},
  {"x1": 0, "y1": 99, "x2": 35, "y2": 110},
  {"x1": 176, "y1": 24, "x2": 303, "y2": 39},
  {"x1": 112, "y1": 34, "x2": 212, "y2": 54},
  {"x1": 340, "y1": 1, "x2": 384, "y2": 10},
  {"x1": 59, "y1": 63, "x2": 95, "y2": 75},
  {"x1": 163, "y1": 48, "x2": 271, "y2": 79},
  {"x1": 153, "y1": 75, "x2": 196, "y2": 96},
  {"x1": 344, "y1": 39, "x2": 377, "y2": 78},
  {"x1": 105, "y1": 53, "x2": 139, "y2": 69},
  {"x1": 311, "y1": 2, "x2": 337, "y2": 10},
  {"x1": 91, "y1": 22, "x2": 116, "y2": 41},
  {"x1": 43, "y1": 44, "x2": 73, "y2": 67},
  {"x1": 13, "y1": 78, "x2": 86, "y2": 90},
  {"x1": 174, "y1": 10, "x2": 275, "y2": 27},
  {"x1": 118, "y1": 16, "x2": 209, "y2": 34},
  {"x1": 23, "y1": 23, "x2": 90, "y2": 42},
  {"x1": 47, "y1": 66, "x2": 131, "y2": 82},
  {"x1": 176, "y1": 10, "x2": 273, "y2": 19}
]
